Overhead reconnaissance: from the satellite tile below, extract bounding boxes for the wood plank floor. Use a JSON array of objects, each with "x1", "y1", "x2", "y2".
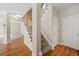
[
  {"x1": 0, "y1": 37, "x2": 32, "y2": 56},
  {"x1": 0, "y1": 37, "x2": 79, "y2": 56},
  {"x1": 44, "y1": 44, "x2": 79, "y2": 56}
]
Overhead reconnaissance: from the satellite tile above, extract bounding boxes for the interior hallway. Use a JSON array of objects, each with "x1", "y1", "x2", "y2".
[{"x1": 0, "y1": 37, "x2": 32, "y2": 56}]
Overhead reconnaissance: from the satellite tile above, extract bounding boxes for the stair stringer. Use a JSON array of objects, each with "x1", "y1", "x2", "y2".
[
  {"x1": 21, "y1": 22, "x2": 32, "y2": 51},
  {"x1": 41, "y1": 6, "x2": 53, "y2": 55},
  {"x1": 41, "y1": 32, "x2": 52, "y2": 55},
  {"x1": 41, "y1": 32, "x2": 52, "y2": 46}
]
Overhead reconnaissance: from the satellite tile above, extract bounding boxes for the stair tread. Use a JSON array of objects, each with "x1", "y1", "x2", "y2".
[
  {"x1": 42, "y1": 46, "x2": 51, "y2": 55},
  {"x1": 41, "y1": 41, "x2": 50, "y2": 50},
  {"x1": 41, "y1": 37, "x2": 46, "y2": 43}
]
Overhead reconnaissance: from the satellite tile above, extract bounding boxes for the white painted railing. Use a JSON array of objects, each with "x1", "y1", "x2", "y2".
[{"x1": 21, "y1": 21, "x2": 32, "y2": 50}]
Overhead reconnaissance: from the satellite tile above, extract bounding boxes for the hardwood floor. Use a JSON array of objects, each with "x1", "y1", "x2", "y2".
[
  {"x1": 0, "y1": 37, "x2": 79, "y2": 56},
  {"x1": 44, "y1": 44, "x2": 79, "y2": 56},
  {"x1": 0, "y1": 37, "x2": 32, "y2": 56}
]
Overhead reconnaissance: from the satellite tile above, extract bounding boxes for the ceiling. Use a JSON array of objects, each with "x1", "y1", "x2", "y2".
[
  {"x1": 0, "y1": 3, "x2": 79, "y2": 17},
  {"x1": 0, "y1": 3, "x2": 32, "y2": 16},
  {"x1": 47, "y1": 3, "x2": 79, "y2": 11}
]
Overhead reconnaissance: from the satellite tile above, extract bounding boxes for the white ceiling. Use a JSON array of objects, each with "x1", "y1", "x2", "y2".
[
  {"x1": 0, "y1": 3, "x2": 32, "y2": 16},
  {"x1": 0, "y1": 3, "x2": 79, "y2": 16},
  {"x1": 47, "y1": 3, "x2": 79, "y2": 11}
]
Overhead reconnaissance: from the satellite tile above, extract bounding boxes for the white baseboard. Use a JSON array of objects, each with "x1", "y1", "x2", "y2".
[
  {"x1": 32, "y1": 51, "x2": 42, "y2": 56},
  {"x1": 11, "y1": 35, "x2": 22, "y2": 40},
  {"x1": 51, "y1": 43, "x2": 58, "y2": 50},
  {"x1": 59, "y1": 43, "x2": 79, "y2": 50},
  {"x1": 3, "y1": 35, "x2": 23, "y2": 44},
  {"x1": 58, "y1": 43, "x2": 63, "y2": 45},
  {"x1": 24, "y1": 40, "x2": 32, "y2": 51}
]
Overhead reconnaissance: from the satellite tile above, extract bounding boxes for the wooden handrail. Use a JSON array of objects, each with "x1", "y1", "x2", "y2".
[{"x1": 23, "y1": 8, "x2": 32, "y2": 26}]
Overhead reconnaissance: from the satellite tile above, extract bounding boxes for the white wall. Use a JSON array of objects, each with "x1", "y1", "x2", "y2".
[
  {"x1": 52, "y1": 7, "x2": 60, "y2": 46},
  {"x1": 11, "y1": 21, "x2": 21, "y2": 40},
  {"x1": 60, "y1": 5, "x2": 79, "y2": 42},
  {"x1": 10, "y1": 16, "x2": 22, "y2": 40},
  {"x1": 60, "y1": 5, "x2": 79, "y2": 49},
  {"x1": 0, "y1": 3, "x2": 32, "y2": 15}
]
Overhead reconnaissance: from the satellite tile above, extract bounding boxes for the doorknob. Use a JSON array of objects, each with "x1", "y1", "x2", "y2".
[
  {"x1": 3, "y1": 25, "x2": 6, "y2": 26},
  {"x1": 77, "y1": 34, "x2": 79, "y2": 36}
]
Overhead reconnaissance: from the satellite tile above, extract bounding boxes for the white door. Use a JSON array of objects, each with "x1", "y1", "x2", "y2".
[
  {"x1": 53, "y1": 16, "x2": 59, "y2": 44},
  {"x1": 62, "y1": 16, "x2": 79, "y2": 50},
  {"x1": 0, "y1": 20, "x2": 4, "y2": 45},
  {"x1": 0, "y1": 12, "x2": 8, "y2": 45}
]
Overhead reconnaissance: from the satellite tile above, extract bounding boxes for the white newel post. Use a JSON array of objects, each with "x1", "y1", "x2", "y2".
[{"x1": 32, "y1": 3, "x2": 42, "y2": 56}]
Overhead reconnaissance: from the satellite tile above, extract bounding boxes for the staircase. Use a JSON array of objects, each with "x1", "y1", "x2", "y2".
[
  {"x1": 41, "y1": 4, "x2": 51, "y2": 55},
  {"x1": 41, "y1": 32, "x2": 51, "y2": 55},
  {"x1": 23, "y1": 4, "x2": 51, "y2": 55},
  {"x1": 23, "y1": 9, "x2": 32, "y2": 42}
]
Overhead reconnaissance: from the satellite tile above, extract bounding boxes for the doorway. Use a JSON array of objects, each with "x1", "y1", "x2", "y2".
[{"x1": 62, "y1": 16, "x2": 79, "y2": 50}]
